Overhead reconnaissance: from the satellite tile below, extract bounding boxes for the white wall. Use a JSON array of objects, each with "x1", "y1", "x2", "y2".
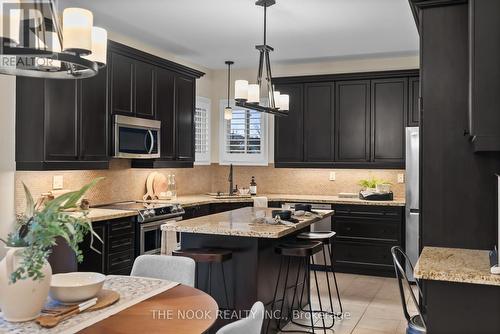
[
  {"x1": 209, "y1": 55, "x2": 419, "y2": 163},
  {"x1": 0, "y1": 75, "x2": 16, "y2": 258}
]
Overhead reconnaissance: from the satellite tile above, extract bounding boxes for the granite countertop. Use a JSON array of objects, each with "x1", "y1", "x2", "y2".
[
  {"x1": 70, "y1": 208, "x2": 138, "y2": 223},
  {"x1": 414, "y1": 246, "x2": 500, "y2": 286},
  {"x1": 161, "y1": 207, "x2": 335, "y2": 238},
  {"x1": 173, "y1": 194, "x2": 406, "y2": 208}
]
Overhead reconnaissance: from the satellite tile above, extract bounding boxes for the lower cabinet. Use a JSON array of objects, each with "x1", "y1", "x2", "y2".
[
  {"x1": 183, "y1": 204, "x2": 211, "y2": 220},
  {"x1": 332, "y1": 204, "x2": 404, "y2": 277},
  {"x1": 210, "y1": 202, "x2": 253, "y2": 214},
  {"x1": 78, "y1": 217, "x2": 136, "y2": 275}
]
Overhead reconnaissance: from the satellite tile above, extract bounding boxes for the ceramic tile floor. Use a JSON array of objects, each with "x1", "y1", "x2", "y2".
[{"x1": 279, "y1": 273, "x2": 419, "y2": 334}]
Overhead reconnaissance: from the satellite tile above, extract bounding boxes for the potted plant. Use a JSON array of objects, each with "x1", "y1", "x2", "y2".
[{"x1": 0, "y1": 178, "x2": 103, "y2": 322}]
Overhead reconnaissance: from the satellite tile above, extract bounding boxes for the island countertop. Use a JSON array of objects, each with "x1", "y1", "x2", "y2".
[
  {"x1": 162, "y1": 207, "x2": 334, "y2": 238},
  {"x1": 414, "y1": 246, "x2": 500, "y2": 286}
]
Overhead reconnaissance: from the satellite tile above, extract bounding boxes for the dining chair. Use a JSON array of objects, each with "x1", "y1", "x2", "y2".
[
  {"x1": 130, "y1": 254, "x2": 196, "y2": 287},
  {"x1": 216, "y1": 301, "x2": 265, "y2": 334},
  {"x1": 391, "y1": 246, "x2": 427, "y2": 334}
]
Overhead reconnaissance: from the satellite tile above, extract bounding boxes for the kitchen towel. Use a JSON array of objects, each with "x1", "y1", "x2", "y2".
[{"x1": 253, "y1": 196, "x2": 268, "y2": 208}]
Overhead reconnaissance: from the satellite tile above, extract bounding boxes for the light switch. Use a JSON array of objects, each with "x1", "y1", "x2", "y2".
[
  {"x1": 53, "y1": 175, "x2": 64, "y2": 190},
  {"x1": 329, "y1": 172, "x2": 336, "y2": 181},
  {"x1": 397, "y1": 173, "x2": 405, "y2": 184}
]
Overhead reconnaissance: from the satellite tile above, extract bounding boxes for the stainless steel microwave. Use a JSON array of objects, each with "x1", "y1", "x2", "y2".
[{"x1": 114, "y1": 115, "x2": 161, "y2": 159}]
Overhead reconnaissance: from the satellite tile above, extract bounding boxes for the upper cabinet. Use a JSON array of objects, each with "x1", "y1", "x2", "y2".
[
  {"x1": 469, "y1": 0, "x2": 500, "y2": 151},
  {"x1": 16, "y1": 68, "x2": 110, "y2": 171},
  {"x1": 304, "y1": 83, "x2": 335, "y2": 163},
  {"x1": 274, "y1": 84, "x2": 304, "y2": 163},
  {"x1": 274, "y1": 70, "x2": 418, "y2": 169},
  {"x1": 16, "y1": 40, "x2": 204, "y2": 171}
]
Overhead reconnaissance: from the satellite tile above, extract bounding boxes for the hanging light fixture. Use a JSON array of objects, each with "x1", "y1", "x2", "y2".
[
  {"x1": 224, "y1": 60, "x2": 234, "y2": 120},
  {"x1": 234, "y1": 0, "x2": 289, "y2": 117},
  {"x1": 0, "y1": 0, "x2": 106, "y2": 79}
]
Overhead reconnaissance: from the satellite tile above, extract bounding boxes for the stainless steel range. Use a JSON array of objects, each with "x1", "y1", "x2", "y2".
[{"x1": 99, "y1": 201, "x2": 185, "y2": 256}]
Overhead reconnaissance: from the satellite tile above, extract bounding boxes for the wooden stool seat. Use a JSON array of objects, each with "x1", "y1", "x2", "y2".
[
  {"x1": 297, "y1": 231, "x2": 336, "y2": 244},
  {"x1": 173, "y1": 248, "x2": 232, "y2": 263},
  {"x1": 275, "y1": 240, "x2": 323, "y2": 257}
]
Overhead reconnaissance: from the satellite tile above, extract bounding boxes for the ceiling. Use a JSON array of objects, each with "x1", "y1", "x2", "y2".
[{"x1": 58, "y1": 0, "x2": 419, "y2": 69}]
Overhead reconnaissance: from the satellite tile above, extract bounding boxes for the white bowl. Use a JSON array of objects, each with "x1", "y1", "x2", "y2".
[
  {"x1": 238, "y1": 188, "x2": 250, "y2": 195},
  {"x1": 50, "y1": 272, "x2": 105, "y2": 304}
]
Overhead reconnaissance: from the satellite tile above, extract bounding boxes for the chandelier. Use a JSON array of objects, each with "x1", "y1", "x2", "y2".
[
  {"x1": 0, "y1": 0, "x2": 106, "y2": 79},
  {"x1": 234, "y1": 0, "x2": 289, "y2": 117}
]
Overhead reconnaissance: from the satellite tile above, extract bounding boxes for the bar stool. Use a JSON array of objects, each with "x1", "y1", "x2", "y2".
[
  {"x1": 267, "y1": 240, "x2": 327, "y2": 334},
  {"x1": 173, "y1": 248, "x2": 232, "y2": 310},
  {"x1": 297, "y1": 231, "x2": 343, "y2": 320}
]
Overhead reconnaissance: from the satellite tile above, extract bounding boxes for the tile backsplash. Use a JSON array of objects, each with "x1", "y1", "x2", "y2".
[{"x1": 15, "y1": 160, "x2": 404, "y2": 213}]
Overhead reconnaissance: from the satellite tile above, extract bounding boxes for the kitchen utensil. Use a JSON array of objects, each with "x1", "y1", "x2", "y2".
[
  {"x1": 294, "y1": 203, "x2": 312, "y2": 212},
  {"x1": 36, "y1": 298, "x2": 97, "y2": 328},
  {"x1": 271, "y1": 210, "x2": 292, "y2": 220},
  {"x1": 49, "y1": 272, "x2": 105, "y2": 304},
  {"x1": 143, "y1": 172, "x2": 158, "y2": 201},
  {"x1": 153, "y1": 173, "x2": 168, "y2": 198},
  {"x1": 43, "y1": 289, "x2": 120, "y2": 315}
]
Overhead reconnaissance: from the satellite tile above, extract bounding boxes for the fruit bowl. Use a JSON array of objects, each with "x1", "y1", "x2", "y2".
[{"x1": 49, "y1": 272, "x2": 105, "y2": 304}]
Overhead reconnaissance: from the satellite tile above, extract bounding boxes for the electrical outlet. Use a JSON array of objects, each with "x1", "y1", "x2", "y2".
[
  {"x1": 329, "y1": 172, "x2": 336, "y2": 181},
  {"x1": 397, "y1": 173, "x2": 405, "y2": 184},
  {"x1": 53, "y1": 175, "x2": 64, "y2": 190}
]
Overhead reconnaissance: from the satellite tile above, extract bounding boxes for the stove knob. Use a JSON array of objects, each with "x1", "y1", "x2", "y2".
[{"x1": 148, "y1": 209, "x2": 156, "y2": 217}]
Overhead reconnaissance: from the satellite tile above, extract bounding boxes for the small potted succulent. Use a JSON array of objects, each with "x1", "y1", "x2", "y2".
[
  {"x1": 0, "y1": 178, "x2": 103, "y2": 322},
  {"x1": 358, "y1": 177, "x2": 393, "y2": 200}
]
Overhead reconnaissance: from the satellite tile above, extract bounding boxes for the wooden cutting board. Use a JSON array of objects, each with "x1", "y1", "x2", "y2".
[
  {"x1": 153, "y1": 172, "x2": 168, "y2": 198},
  {"x1": 143, "y1": 172, "x2": 158, "y2": 201}
]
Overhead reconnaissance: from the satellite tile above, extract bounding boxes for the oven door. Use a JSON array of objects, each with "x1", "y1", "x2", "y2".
[{"x1": 139, "y1": 217, "x2": 182, "y2": 255}]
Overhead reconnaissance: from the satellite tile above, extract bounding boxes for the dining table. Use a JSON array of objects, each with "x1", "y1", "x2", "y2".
[{"x1": 81, "y1": 285, "x2": 218, "y2": 334}]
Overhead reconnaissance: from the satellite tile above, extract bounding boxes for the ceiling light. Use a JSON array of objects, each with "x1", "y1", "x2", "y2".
[
  {"x1": 224, "y1": 60, "x2": 234, "y2": 120},
  {"x1": 233, "y1": 0, "x2": 289, "y2": 117},
  {"x1": 0, "y1": 0, "x2": 106, "y2": 79}
]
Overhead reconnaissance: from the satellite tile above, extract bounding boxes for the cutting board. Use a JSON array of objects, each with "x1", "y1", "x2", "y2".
[{"x1": 153, "y1": 173, "x2": 168, "y2": 198}]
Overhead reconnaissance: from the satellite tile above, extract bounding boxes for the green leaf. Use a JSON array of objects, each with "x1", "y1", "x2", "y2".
[
  {"x1": 61, "y1": 178, "x2": 104, "y2": 210},
  {"x1": 22, "y1": 182, "x2": 35, "y2": 218}
]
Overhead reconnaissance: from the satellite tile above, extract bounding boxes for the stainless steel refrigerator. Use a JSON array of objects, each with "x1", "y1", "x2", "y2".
[{"x1": 405, "y1": 127, "x2": 419, "y2": 281}]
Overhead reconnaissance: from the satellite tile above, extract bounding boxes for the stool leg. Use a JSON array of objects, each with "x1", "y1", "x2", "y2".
[
  {"x1": 306, "y1": 260, "x2": 315, "y2": 334},
  {"x1": 276, "y1": 257, "x2": 292, "y2": 331},
  {"x1": 322, "y1": 245, "x2": 335, "y2": 323},
  {"x1": 328, "y1": 243, "x2": 343, "y2": 315},
  {"x1": 221, "y1": 262, "x2": 231, "y2": 310},
  {"x1": 266, "y1": 256, "x2": 283, "y2": 334},
  {"x1": 288, "y1": 258, "x2": 303, "y2": 325},
  {"x1": 311, "y1": 257, "x2": 327, "y2": 334}
]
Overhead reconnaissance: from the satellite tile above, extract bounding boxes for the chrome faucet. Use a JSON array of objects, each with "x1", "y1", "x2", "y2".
[{"x1": 228, "y1": 164, "x2": 234, "y2": 196}]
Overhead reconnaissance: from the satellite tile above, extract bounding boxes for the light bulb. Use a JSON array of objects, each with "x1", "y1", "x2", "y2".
[
  {"x1": 279, "y1": 94, "x2": 290, "y2": 111},
  {"x1": 224, "y1": 107, "x2": 233, "y2": 120},
  {"x1": 247, "y1": 84, "x2": 260, "y2": 104},
  {"x1": 235, "y1": 80, "x2": 248, "y2": 101},
  {"x1": 85, "y1": 26, "x2": 107, "y2": 65},
  {"x1": 273, "y1": 91, "x2": 281, "y2": 109}
]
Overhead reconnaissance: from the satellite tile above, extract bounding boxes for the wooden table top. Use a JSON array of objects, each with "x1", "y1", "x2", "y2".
[{"x1": 79, "y1": 285, "x2": 219, "y2": 334}]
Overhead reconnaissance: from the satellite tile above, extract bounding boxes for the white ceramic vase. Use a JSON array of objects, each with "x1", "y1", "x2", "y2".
[{"x1": 0, "y1": 247, "x2": 52, "y2": 322}]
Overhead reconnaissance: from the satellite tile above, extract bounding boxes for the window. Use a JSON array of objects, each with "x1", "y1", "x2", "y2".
[
  {"x1": 194, "y1": 96, "x2": 211, "y2": 165},
  {"x1": 219, "y1": 99, "x2": 269, "y2": 165}
]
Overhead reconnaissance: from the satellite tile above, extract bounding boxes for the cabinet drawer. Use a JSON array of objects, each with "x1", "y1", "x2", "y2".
[
  {"x1": 108, "y1": 234, "x2": 135, "y2": 255},
  {"x1": 335, "y1": 241, "x2": 394, "y2": 266},
  {"x1": 108, "y1": 250, "x2": 135, "y2": 272},
  {"x1": 108, "y1": 219, "x2": 135, "y2": 236},
  {"x1": 334, "y1": 204, "x2": 402, "y2": 220},
  {"x1": 335, "y1": 218, "x2": 400, "y2": 242}
]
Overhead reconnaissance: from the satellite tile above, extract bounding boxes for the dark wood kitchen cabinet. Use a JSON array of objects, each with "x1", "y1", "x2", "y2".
[
  {"x1": 408, "y1": 76, "x2": 420, "y2": 126},
  {"x1": 78, "y1": 217, "x2": 136, "y2": 275},
  {"x1": 274, "y1": 69, "x2": 417, "y2": 169},
  {"x1": 332, "y1": 204, "x2": 404, "y2": 277},
  {"x1": 304, "y1": 83, "x2": 335, "y2": 163},
  {"x1": 335, "y1": 80, "x2": 371, "y2": 163},
  {"x1": 16, "y1": 69, "x2": 110, "y2": 171},
  {"x1": 175, "y1": 75, "x2": 195, "y2": 162},
  {"x1": 274, "y1": 84, "x2": 304, "y2": 164},
  {"x1": 371, "y1": 78, "x2": 407, "y2": 165},
  {"x1": 155, "y1": 68, "x2": 176, "y2": 160}
]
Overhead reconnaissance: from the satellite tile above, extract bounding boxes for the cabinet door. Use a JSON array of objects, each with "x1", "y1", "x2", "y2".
[
  {"x1": 408, "y1": 77, "x2": 420, "y2": 126},
  {"x1": 79, "y1": 67, "x2": 109, "y2": 161},
  {"x1": 78, "y1": 223, "x2": 106, "y2": 274},
  {"x1": 135, "y1": 61, "x2": 155, "y2": 119},
  {"x1": 175, "y1": 75, "x2": 195, "y2": 161},
  {"x1": 274, "y1": 84, "x2": 304, "y2": 163},
  {"x1": 110, "y1": 52, "x2": 134, "y2": 116},
  {"x1": 156, "y1": 68, "x2": 175, "y2": 159},
  {"x1": 335, "y1": 80, "x2": 371, "y2": 162},
  {"x1": 44, "y1": 79, "x2": 79, "y2": 161},
  {"x1": 371, "y1": 78, "x2": 407, "y2": 164},
  {"x1": 304, "y1": 83, "x2": 334, "y2": 162}
]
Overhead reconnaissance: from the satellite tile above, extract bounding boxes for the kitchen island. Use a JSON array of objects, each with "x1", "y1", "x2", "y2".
[{"x1": 162, "y1": 207, "x2": 335, "y2": 333}]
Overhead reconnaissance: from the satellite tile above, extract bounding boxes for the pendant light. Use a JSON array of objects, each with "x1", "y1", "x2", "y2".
[
  {"x1": 224, "y1": 60, "x2": 234, "y2": 120},
  {"x1": 234, "y1": 0, "x2": 289, "y2": 117},
  {"x1": 0, "y1": 0, "x2": 106, "y2": 79}
]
